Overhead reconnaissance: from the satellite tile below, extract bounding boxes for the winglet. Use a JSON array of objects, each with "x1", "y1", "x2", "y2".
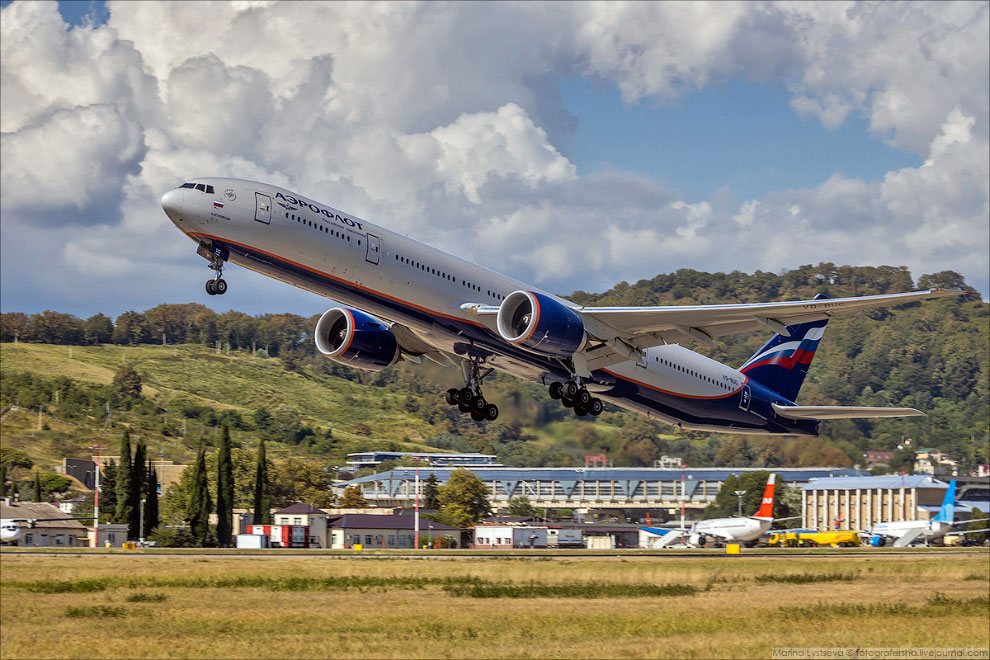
[{"x1": 752, "y1": 473, "x2": 776, "y2": 520}]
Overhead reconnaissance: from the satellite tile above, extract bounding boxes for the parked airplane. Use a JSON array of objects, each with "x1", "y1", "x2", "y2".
[
  {"x1": 871, "y1": 480, "x2": 989, "y2": 547},
  {"x1": 652, "y1": 474, "x2": 783, "y2": 547},
  {"x1": 161, "y1": 178, "x2": 962, "y2": 431},
  {"x1": 0, "y1": 516, "x2": 94, "y2": 544}
]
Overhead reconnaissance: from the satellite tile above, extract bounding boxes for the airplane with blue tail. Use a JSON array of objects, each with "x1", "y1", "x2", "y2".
[
  {"x1": 161, "y1": 178, "x2": 963, "y2": 433},
  {"x1": 871, "y1": 480, "x2": 989, "y2": 547}
]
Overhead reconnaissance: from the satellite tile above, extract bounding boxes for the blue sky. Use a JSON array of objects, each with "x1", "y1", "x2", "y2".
[{"x1": 558, "y1": 77, "x2": 921, "y2": 203}]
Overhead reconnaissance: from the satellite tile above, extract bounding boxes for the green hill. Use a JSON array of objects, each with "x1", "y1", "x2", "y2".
[{"x1": 1, "y1": 263, "x2": 987, "y2": 479}]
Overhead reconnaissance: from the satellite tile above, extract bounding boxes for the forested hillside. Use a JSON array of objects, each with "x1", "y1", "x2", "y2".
[{"x1": 1, "y1": 264, "x2": 987, "y2": 479}]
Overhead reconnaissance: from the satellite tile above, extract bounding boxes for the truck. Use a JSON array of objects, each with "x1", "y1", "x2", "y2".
[{"x1": 768, "y1": 530, "x2": 862, "y2": 547}]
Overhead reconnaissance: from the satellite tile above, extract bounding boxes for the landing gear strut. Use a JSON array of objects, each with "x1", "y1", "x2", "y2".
[
  {"x1": 443, "y1": 358, "x2": 499, "y2": 422},
  {"x1": 203, "y1": 247, "x2": 228, "y2": 296},
  {"x1": 549, "y1": 378, "x2": 603, "y2": 418}
]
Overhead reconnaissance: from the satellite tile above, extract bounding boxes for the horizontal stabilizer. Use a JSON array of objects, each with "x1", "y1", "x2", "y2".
[{"x1": 772, "y1": 403, "x2": 925, "y2": 420}]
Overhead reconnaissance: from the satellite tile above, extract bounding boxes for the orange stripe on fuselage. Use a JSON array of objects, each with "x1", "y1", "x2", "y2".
[
  {"x1": 601, "y1": 368, "x2": 746, "y2": 401},
  {"x1": 187, "y1": 231, "x2": 488, "y2": 329}
]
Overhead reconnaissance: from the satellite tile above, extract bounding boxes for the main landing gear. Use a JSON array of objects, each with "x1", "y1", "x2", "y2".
[
  {"x1": 548, "y1": 380, "x2": 603, "y2": 418},
  {"x1": 204, "y1": 252, "x2": 228, "y2": 296},
  {"x1": 444, "y1": 359, "x2": 499, "y2": 422}
]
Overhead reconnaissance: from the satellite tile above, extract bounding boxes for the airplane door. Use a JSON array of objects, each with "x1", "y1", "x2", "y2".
[
  {"x1": 255, "y1": 192, "x2": 272, "y2": 224},
  {"x1": 365, "y1": 233, "x2": 381, "y2": 264},
  {"x1": 738, "y1": 386, "x2": 751, "y2": 412}
]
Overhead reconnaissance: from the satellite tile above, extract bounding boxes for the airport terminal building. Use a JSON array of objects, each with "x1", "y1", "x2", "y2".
[{"x1": 337, "y1": 467, "x2": 863, "y2": 519}]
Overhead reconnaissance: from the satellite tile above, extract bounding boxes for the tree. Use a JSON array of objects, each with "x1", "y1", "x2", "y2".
[
  {"x1": 83, "y1": 313, "x2": 114, "y2": 345},
  {"x1": 423, "y1": 474, "x2": 440, "y2": 510},
  {"x1": 435, "y1": 468, "x2": 491, "y2": 528},
  {"x1": 338, "y1": 486, "x2": 368, "y2": 508},
  {"x1": 114, "y1": 429, "x2": 132, "y2": 526},
  {"x1": 252, "y1": 439, "x2": 272, "y2": 525},
  {"x1": 269, "y1": 457, "x2": 335, "y2": 508},
  {"x1": 966, "y1": 507, "x2": 987, "y2": 544},
  {"x1": 271, "y1": 403, "x2": 301, "y2": 442},
  {"x1": 507, "y1": 495, "x2": 538, "y2": 517},
  {"x1": 0, "y1": 448, "x2": 32, "y2": 497},
  {"x1": 37, "y1": 473, "x2": 73, "y2": 500},
  {"x1": 702, "y1": 471, "x2": 777, "y2": 519},
  {"x1": 128, "y1": 440, "x2": 146, "y2": 540},
  {"x1": 112, "y1": 364, "x2": 143, "y2": 400},
  {"x1": 216, "y1": 422, "x2": 234, "y2": 546},
  {"x1": 99, "y1": 460, "x2": 117, "y2": 524},
  {"x1": 143, "y1": 461, "x2": 159, "y2": 539},
  {"x1": 33, "y1": 470, "x2": 42, "y2": 501},
  {"x1": 187, "y1": 442, "x2": 212, "y2": 544}
]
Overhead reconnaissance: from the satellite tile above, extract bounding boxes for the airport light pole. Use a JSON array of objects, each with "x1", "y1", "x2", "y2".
[
  {"x1": 139, "y1": 497, "x2": 146, "y2": 546},
  {"x1": 734, "y1": 490, "x2": 746, "y2": 517},
  {"x1": 414, "y1": 458, "x2": 420, "y2": 550}
]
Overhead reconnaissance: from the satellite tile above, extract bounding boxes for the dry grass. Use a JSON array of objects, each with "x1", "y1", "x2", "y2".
[{"x1": 2, "y1": 553, "x2": 988, "y2": 659}]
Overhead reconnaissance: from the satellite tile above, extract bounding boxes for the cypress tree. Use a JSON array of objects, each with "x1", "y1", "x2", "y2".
[
  {"x1": 252, "y1": 439, "x2": 271, "y2": 525},
  {"x1": 187, "y1": 442, "x2": 211, "y2": 544},
  {"x1": 129, "y1": 440, "x2": 146, "y2": 540},
  {"x1": 114, "y1": 429, "x2": 132, "y2": 525},
  {"x1": 99, "y1": 460, "x2": 117, "y2": 523},
  {"x1": 143, "y1": 461, "x2": 159, "y2": 539},
  {"x1": 216, "y1": 422, "x2": 234, "y2": 546},
  {"x1": 33, "y1": 469, "x2": 42, "y2": 502}
]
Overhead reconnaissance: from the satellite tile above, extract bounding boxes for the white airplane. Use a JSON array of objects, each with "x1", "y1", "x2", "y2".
[
  {"x1": 871, "y1": 480, "x2": 989, "y2": 547},
  {"x1": 652, "y1": 474, "x2": 781, "y2": 547},
  {"x1": 0, "y1": 516, "x2": 94, "y2": 544},
  {"x1": 161, "y1": 178, "x2": 962, "y2": 430}
]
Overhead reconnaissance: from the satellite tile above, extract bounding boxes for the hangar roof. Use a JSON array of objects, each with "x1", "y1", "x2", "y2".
[{"x1": 801, "y1": 475, "x2": 948, "y2": 491}]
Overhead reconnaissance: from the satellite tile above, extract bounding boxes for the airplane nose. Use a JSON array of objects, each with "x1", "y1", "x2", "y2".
[{"x1": 161, "y1": 189, "x2": 183, "y2": 218}]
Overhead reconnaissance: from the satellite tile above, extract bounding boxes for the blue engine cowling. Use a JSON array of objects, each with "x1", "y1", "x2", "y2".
[
  {"x1": 314, "y1": 307, "x2": 400, "y2": 371},
  {"x1": 496, "y1": 290, "x2": 586, "y2": 357}
]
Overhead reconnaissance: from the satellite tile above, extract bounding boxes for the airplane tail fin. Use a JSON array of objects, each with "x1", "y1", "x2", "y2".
[
  {"x1": 752, "y1": 473, "x2": 776, "y2": 520},
  {"x1": 932, "y1": 480, "x2": 956, "y2": 523},
  {"x1": 739, "y1": 296, "x2": 831, "y2": 401}
]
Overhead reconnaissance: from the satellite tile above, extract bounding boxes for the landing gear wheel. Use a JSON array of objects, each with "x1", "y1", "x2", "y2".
[
  {"x1": 470, "y1": 409, "x2": 485, "y2": 422},
  {"x1": 445, "y1": 388, "x2": 459, "y2": 406},
  {"x1": 588, "y1": 398, "x2": 604, "y2": 416},
  {"x1": 485, "y1": 404, "x2": 499, "y2": 421},
  {"x1": 577, "y1": 388, "x2": 592, "y2": 406},
  {"x1": 548, "y1": 382, "x2": 564, "y2": 400},
  {"x1": 573, "y1": 405, "x2": 588, "y2": 417},
  {"x1": 471, "y1": 396, "x2": 488, "y2": 414},
  {"x1": 564, "y1": 381, "x2": 580, "y2": 399},
  {"x1": 458, "y1": 387, "x2": 475, "y2": 406},
  {"x1": 458, "y1": 401, "x2": 471, "y2": 413},
  {"x1": 205, "y1": 280, "x2": 217, "y2": 295},
  {"x1": 561, "y1": 396, "x2": 574, "y2": 408},
  {"x1": 214, "y1": 278, "x2": 227, "y2": 295}
]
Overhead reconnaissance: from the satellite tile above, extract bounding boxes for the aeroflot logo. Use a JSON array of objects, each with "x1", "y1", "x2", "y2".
[{"x1": 275, "y1": 192, "x2": 363, "y2": 229}]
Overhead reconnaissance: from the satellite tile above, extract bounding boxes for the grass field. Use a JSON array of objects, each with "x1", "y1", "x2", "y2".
[{"x1": 2, "y1": 552, "x2": 987, "y2": 659}]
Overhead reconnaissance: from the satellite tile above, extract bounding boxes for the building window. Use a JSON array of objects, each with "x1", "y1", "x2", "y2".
[{"x1": 24, "y1": 534, "x2": 33, "y2": 545}]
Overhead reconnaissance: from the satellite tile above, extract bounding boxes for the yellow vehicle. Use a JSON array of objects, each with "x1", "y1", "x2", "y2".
[{"x1": 768, "y1": 530, "x2": 862, "y2": 547}]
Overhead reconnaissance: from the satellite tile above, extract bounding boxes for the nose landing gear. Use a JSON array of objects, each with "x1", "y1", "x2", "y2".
[{"x1": 200, "y1": 242, "x2": 228, "y2": 296}]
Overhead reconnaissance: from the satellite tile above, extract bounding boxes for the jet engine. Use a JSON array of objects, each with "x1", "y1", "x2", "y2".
[
  {"x1": 496, "y1": 290, "x2": 586, "y2": 357},
  {"x1": 688, "y1": 533, "x2": 705, "y2": 548},
  {"x1": 314, "y1": 307, "x2": 400, "y2": 371}
]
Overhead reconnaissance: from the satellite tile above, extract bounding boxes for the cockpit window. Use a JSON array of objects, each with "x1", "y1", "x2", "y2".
[
  {"x1": 195, "y1": 184, "x2": 206, "y2": 192},
  {"x1": 205, "y1": 185, "x2": 215, "y2": 194},
  {"x1": 180, "y1": 182, "x2": 196, "y2": 189}
]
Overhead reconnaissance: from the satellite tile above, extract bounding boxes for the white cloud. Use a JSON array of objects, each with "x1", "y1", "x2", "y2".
[{"x1": 0, "y1": 0, "x2": 986, "y2": 318}]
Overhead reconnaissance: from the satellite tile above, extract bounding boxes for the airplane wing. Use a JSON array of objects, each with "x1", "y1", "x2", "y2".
[
  {"x1": 462, "y1": 288, "x2": 964, "y2": 373},
  {"x1": 771, "y1": 404, "x2": 925, "y2": 420}
]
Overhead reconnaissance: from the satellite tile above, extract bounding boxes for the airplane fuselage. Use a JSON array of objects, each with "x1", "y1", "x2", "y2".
[
  {"x1": 694, "y1": 516, "x2": 772, "y2": 543},
  {"x1": 160, "y1": 177, "x2": 822, "y2": 435}
]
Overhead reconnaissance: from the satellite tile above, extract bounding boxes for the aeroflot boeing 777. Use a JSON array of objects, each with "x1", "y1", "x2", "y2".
[{"x1": 161, "y1": 178, "x2": 961, "y2": 433}]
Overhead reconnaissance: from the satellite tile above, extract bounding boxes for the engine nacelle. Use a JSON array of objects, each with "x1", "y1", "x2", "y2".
[
  {"x1": 688, "y1": 533, "x2": 705, "y2": 548},
  {"x1": 314, "y1": 307, "x2": 400, "y2": 371},
  {"x1": 496, "y1": 290, "x2": 586, "y2": 358}
]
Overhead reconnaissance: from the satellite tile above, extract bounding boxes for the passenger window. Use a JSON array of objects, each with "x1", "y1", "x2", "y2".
[{"x1": 195, "y1": 184, "x2": 206, "y2": 192}]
